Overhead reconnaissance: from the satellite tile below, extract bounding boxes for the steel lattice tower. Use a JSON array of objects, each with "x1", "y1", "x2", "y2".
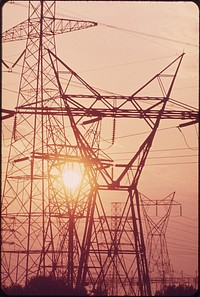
[
  {"x1": 140, "y1": 192, "x2": 181, "y2": 294},
  {"x1": 44, "y1": 49, "x2": 194, "y2": 296},
  {"x1": 1, "y1": 0, "x2": 97, "y2": 287},
  {"x1": 109, "y1": 202, "x2": 122, "y2": 296},
  {"x1": 1, "y1": 1, "x2": 199, "y2": 296}
]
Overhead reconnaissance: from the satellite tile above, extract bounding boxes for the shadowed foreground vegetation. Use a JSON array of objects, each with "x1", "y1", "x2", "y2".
[
  {"x1": 2, "y1": 278, "x2": 198, "y2": 296},
  {"x1": 155, "y1": 284, "x2": 197, "y2": 296},
  {"x1": 1, "y1": 275, "x2": 107, "y2": 296}
]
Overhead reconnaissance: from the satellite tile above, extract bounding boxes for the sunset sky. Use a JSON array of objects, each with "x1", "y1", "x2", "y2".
[{"x1": 2, "y1": 0, "x2": 198, "y2": 279}]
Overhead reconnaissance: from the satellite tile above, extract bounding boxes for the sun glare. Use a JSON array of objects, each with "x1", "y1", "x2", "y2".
[{"x1": 62, "y1": 163, "x2": 82, "y2": 192}]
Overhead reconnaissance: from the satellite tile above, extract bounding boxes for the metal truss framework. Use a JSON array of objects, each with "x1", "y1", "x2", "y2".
[
  {"x1": 1, "y1": 1, "x2": 199, "y2": 296},
  {"x1": 1, "y1": 0, "x2": 98, "y2": 288},
  {"x1": 140, "y1": 192, "x2": 182, "y2": 294},
  {"x1": 43, "y1": 47, "x2": 189, "y2": 296}
]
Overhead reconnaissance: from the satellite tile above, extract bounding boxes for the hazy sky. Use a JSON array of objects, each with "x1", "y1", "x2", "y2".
[{"x1": 2, "y1": 1, "x2": 198, "y2": 278}]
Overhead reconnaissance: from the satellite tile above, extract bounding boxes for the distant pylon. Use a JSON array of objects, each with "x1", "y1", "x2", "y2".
[
  {"x1": 103, "y1": 202, "x2": 124, "y2": 296},
  {"x1": 110, "y1": 202, "x2": 122, "y2": 296},
  {"x1": 140, "y1": 191, "x2": 182, "y2": 294}
]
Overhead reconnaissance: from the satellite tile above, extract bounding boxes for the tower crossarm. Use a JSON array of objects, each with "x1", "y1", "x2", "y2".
[
  {"x1": 2, "y1": 94, "x2": 198, "y2": 121},
  {"x1": 2, "y1": 17, "x2": 97, "y2": 43},
  {"x1": 2, "y1": 106, "x2": 198, "y2": 121},
  {"x1": 59, "y1": 100, "x2": 199, "y2": 121}
]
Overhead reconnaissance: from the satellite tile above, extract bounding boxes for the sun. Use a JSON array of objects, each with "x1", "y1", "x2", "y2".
[{"x1": 62, "y1": 163, "x2": 82, "y2": 192}]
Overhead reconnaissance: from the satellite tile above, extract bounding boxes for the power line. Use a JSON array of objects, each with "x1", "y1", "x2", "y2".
[
  {"x1": 168, "y1": 225, "x2": 197, "y2": 236},
  {"x1": 77, "y1": 54, "x2": 179, "y2": 73},
  {"x1": 2, "y1": 55, "x2": 198, "y2": 113},
  {"x1": 55, "y1": 3, "x2": 198, "y2": 50},
  {"x1": 167, "y1": 236, "x2": 198, "y2": 247},
  {"x1": 169, "y1": 223, "x2": 198, "y2": 234},
  {"x1": 178, "y1": 127, "x2": 199, "y2": 151},
  {"x1": 2, "y1": 87, "x2": 19, "y2": 94},
  {"x1": 114, "y1": 154, "x2": 198, "y2": 161},
  {"x1": 182, "y1": 215, "x2": 198, "y2": 222},
  {"x1": 106, "y1": 126, "x2": 178, "y2": 141},
  {"x1": 8, "y1": 1, "x2": 27, "y2": 8},
  {"x1": 2, "y1": 58, "x2": 198, "y2": 96},
  {"x1": 129, "y1": 161, "x2": 198, "y2": 165},
  {"x1": 170, "y1": 252, "x2": 198, "y2": 259},
  {"x1": 105, "y1": 126, "x2": 198, "y2": 153},
  {"x1": 167, "y1": 229, "x2": 198, "y2": 242},
  {"x1": 101, "y1": 23, "x2": 198, "y2": 48},
  {"x1": 109, "y1": 147, "x2": 198, "y2": 155},
  {"x1": 170, "y1": 219, "x2": 198, "y2": 229},
  {"x1": 167, "y1": 241, "x2": 198, "y2": 252},
  {"x1": 2, "y1": 64, "x2": 122, "y2": 96}
]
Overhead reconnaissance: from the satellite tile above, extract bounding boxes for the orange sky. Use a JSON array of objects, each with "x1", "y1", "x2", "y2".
[{"x1": 2, "y1": 1, "x2": 198, "y2": 278}]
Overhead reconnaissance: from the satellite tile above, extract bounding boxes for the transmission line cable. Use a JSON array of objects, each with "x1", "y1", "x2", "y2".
[
  {"x1": 114, "y1": 154, "x2": 198, "y2": 161},
  {"x1": 168, "y1": 225, "x2": 197, "y2": 235},
  {"x1": 141, "y1": 161, "x2": 197, "y2": 166},
  {"x1": 170, "y1": 219, "x2": 198, "y2": 229},
  {"x1": 177, "y1": 127, "x2": 198, "y2": 151},
  {"x1": 100, "y1": 23, "x2": 198, "y2": 48},
  {"x1": 109, "y1": 146, "x2": 198, "y2": 155},
  {"x1": 181, "y1": 215, "x2": 198, "y2": 222},
  {"x1": 55, "y1": 4, "x2": 197, "y2": 49}
]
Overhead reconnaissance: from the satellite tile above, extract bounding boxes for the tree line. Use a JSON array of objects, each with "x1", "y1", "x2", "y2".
[{"x1": 1, "y1": 275, "x2": 198, "y2": 296}]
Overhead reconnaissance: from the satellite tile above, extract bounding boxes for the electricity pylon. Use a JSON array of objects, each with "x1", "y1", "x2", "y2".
[
  {"x1": 1, "y1": 1, "x2": 199, "y2": 296},
  {"x1": 1, "y1": 0, "x2": 97, "y2": 287},
  {"x1": 44, "y1": 48, "x2": 196, "y2": 296},
  {"x1": 109, "y1": 202, "x2": 123, "y2": 296},
  {"x1": 140, "y1": 192, "x2": 182, "y2": 294}
]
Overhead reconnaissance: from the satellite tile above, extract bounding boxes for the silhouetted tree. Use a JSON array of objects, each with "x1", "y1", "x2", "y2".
[
  {"x1": 155, "y1": 284, "x2": 197, "y2": 296},
  {"x1": 1, "y1": 283, "x2": 24, "y2": 295},
  {"x1": 24, "y1": 275, "x2": 60, "y2": 295},
  {"x1": 1, "y1": 275, "x2": 89, "y2": 296},
  {"x1": 24, "y1": 275, "x2": 88, "y2": 295}
]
